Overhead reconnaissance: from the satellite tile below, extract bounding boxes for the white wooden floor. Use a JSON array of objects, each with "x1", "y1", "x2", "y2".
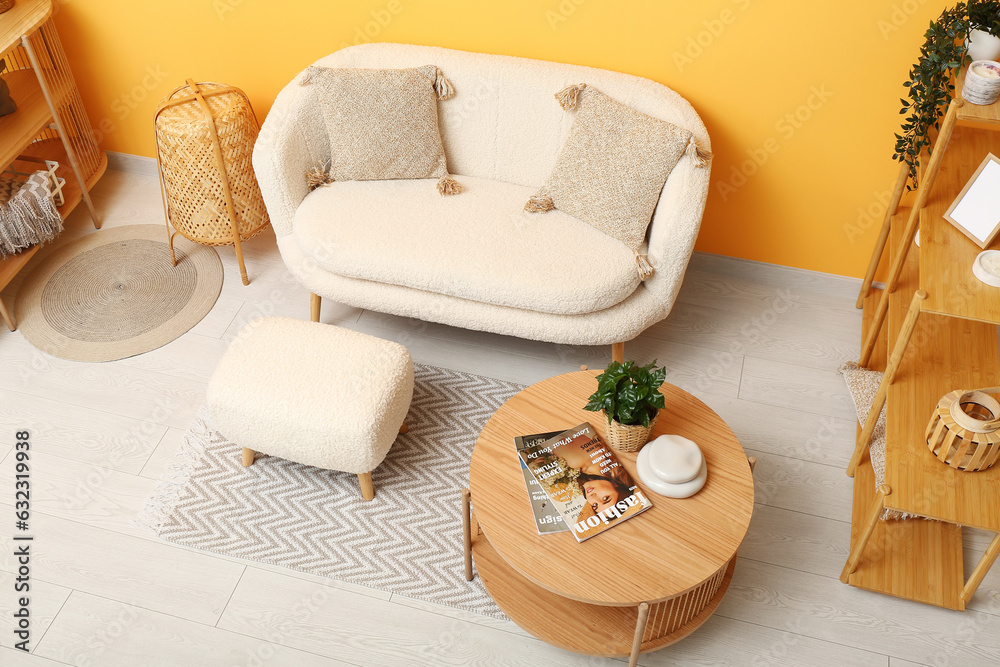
[{"x1": 2, "y1": 167, "x2": 1000, "y2": 666}]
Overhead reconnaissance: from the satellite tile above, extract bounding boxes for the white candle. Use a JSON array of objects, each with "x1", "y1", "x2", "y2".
[{"x1": 973, "y1": 64, "x2": 1000, "y2": 79}]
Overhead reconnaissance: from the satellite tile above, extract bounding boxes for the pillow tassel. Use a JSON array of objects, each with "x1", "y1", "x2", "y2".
[
  {"x1": 686, "y1": 137, "x2": 713, "y2": 167},
  {"x1": 434, "y1": 68, "x2": 455, "y2": 100},
  {"x1": 437, "y1": 175, "x2": 464, "y2": 195},
  {"x1": 306, "y1": 163, "x2": 334, "y2": 191},
  {"x1": 555, "y1": 83, "x2": 587, "y2": 111},
  {"x1": 299, "y1": 66, "x2": 319, "y2": 86},
  {"x1": 635, "y1": 253, "x2": 655, "y2": 281},
  {"x1": 524, "y1": 193, "x2": 555, "y2": 213}
]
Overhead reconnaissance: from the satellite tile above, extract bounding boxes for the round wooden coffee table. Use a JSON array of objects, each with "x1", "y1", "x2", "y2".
[{"x1": 464, "y1": 370, "x2": 754, "y2": 665}]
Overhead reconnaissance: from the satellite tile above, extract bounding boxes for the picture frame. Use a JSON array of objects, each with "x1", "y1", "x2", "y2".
[{"x1": 943, "y1": 153, "x2": 1000, "y2": 249}]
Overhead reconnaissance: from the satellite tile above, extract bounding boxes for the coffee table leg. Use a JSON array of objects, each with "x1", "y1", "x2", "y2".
[
  {"x1": 462, "y1": 488, "x2": 474, "y2": 581},
  {"x1": 628, "y1": 602, "x2": 650, "y2": 667}
]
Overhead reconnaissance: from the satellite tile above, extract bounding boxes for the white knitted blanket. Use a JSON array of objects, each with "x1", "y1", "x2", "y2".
[{"x1": 0, "y1": 171, "x2": 62, "y2": 259}]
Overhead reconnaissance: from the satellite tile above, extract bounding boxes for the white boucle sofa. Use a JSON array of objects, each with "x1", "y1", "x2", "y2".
[{"x1": 253, "y1": 43, "x2": 711, "y2": 358}]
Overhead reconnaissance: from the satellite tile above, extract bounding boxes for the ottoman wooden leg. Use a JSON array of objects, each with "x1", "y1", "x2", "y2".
[
  {"x1": 242, "y1": 448, "x2": 255, "y2": 467},
  {"x1": 399, "y1": 421, "x2": 409, "y2": 434},
  {"x1": 358, "y1": 472, "x2": 375, "y2": 501},
  {"x1": 310, "y1": 293, "x2": 321, "y2": 323}
]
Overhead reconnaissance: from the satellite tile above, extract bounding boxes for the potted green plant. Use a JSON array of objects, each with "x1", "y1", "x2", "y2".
[
  {"x1": 584, "y1": 359, "x2": 666, "y2": 453},
  {"x1": 894, "y1": 0, "x2": 1000, "y2": 188}
]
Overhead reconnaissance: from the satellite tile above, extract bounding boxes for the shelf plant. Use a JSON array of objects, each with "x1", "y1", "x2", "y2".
[
  {"x1": 584, "y1": 359, "x2": 666, "y2": 452},
  {"x1": 894, "y1": 0, "x2": 1000, "y2": 188}
]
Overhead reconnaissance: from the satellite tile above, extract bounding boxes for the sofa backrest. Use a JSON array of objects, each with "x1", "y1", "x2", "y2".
[{"x1": 315, "y1": 43, "x2": 709, "y2": 188}]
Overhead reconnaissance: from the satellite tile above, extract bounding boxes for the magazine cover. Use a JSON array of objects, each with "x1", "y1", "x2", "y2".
[
  {"x1": 518, "y1": 422, "x2": 652, "y2": 542},
  {"x1": 514, "y1": 430, "x2": 568, "y2": 534}
]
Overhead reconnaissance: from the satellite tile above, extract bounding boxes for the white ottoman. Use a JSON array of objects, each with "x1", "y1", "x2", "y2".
[{"x1": 207, "y1": 317, "x2": 413, "y2": 501}]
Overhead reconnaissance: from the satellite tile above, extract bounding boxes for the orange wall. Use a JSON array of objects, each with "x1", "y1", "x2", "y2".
[{"x1": 52, "y1": 0, "x2": 949, "y2": 278}]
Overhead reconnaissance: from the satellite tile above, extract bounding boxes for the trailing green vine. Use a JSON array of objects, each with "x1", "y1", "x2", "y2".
[{"x1": 894, "y1": 0, "x2": 1000, "y2": 189}]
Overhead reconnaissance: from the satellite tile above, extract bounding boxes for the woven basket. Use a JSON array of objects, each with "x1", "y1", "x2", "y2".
[
  {"x1": 0, "y1": 0, "x2": 13, "y2": 14},
  {"x1": 925, "y1": 388, "x2": 1000, "y2": 472},
  {"x1": 154, "y1": 79, "x2": 269, "y2": 285},
  {"x1": 603, "y1": 412, "x2": 659, "y2": 453}
]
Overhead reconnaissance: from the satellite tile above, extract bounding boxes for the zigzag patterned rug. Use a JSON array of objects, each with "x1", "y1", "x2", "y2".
[{"x1": 136, "y1": 364, "x2": 524, "y2": 619}]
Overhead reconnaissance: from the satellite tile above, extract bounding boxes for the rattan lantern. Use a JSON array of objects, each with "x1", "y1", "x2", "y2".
[
  {"x1": 154, "y1": 79, "x2": 269, "y2": 285},
  {"x1": 925, "y1": 388, "x2": 1000, "y2": 472}
]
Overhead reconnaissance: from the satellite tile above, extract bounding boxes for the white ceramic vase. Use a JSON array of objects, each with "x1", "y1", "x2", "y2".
[{"x1": 968, "y1": 29, "x2": 1000, "y2": 62}]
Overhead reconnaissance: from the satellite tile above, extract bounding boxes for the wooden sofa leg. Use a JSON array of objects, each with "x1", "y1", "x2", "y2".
[
  {"x1": 310, "y1": 293, "x2": 321, "y2": 323},
  {"x1": 612, "y1": 342, "x2": 625, "y2": 364},
  {"x1": 358, "y1": 472, "x2": 375, "y2": 501},
  {"x1": 399, "y1": 421, "x2": 409, "y2": 434},
  {"x1": 242, "y1": 447, "x2": 255, "y2": 467}
]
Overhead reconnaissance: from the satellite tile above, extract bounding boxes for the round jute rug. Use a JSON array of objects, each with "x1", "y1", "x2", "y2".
[{"x1": 15, "y1": 225, "x2": 223, "y2": 362}]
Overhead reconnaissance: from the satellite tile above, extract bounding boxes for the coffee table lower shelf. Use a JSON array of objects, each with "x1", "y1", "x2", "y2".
[{"x1": 472, "y1": 529, "x2": 736, "y2": 658}]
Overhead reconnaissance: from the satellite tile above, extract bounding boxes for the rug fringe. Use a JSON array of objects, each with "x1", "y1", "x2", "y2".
[{"x1": 131, "y1": 407, "x2": 213, "y2": 535}]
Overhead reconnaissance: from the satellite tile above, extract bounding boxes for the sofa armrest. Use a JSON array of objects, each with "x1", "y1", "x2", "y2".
[
  {"x1": 252, "y1": 74, "x2": 331, "y2": 239},
  {"x1": 644, "y1": 157, "x2": 712, "y2": 310}
]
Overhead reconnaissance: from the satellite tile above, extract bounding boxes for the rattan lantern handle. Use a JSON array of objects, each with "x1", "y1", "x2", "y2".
[{"x1": 949, "y1": 388, "x2": 1000, "y2": 433}]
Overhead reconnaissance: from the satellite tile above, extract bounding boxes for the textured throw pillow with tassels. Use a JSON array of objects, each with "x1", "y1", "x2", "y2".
[
  {"x1": 299, "y1": 64, "x2": 463, "y2": 196},
  {"x1": 526, "y1": 84, "x2": 711, "y2": 278}
]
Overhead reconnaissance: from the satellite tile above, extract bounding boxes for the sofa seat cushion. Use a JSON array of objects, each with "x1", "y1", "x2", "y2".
[{"x1": 292, "y1": 176, "x2": 641, "y2": 315}]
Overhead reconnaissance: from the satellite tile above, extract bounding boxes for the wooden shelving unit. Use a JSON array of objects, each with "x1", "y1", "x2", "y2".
[
  {"x1": 0, "y1": 0, "x2": 106, "y2": 331},
  {"x1": 845, "y1": 80, "x2": 1000, "y2": 610}
]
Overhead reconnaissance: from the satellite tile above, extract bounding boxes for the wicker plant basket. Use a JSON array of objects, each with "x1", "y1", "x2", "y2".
[
  {"x1": 925, "y1": 388, "x2": 1000, "y2": 472},
  {"x1": 0, "y1": 0, "x2": 13, "y2": 15},
  {"x1": 154, "y1": 79, "x2": 269, "y2": 286},
  {"x1": 603, "y1": 412, "x2": 659, "y2": 453}
]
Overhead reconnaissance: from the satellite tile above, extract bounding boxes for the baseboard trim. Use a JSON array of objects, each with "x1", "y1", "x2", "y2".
[
  {"x1": 106, "y1": 151, "x2": 159, "y2": 177},
  {"x1": 692, "y1": 251, "x2": 864, "y2": 286}
]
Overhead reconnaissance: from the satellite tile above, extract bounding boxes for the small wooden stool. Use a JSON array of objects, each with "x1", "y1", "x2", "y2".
[{"x1": 206, "y1": 317, "x2": 413, "y2": 500}]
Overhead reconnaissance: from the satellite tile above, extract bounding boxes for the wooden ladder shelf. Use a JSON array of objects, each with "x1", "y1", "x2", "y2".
[{"x1": 844, "y1": 72, "x2": 1000, "y2": 609}]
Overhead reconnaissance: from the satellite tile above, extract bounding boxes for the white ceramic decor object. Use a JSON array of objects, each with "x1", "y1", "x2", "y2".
[
  {"x1": 973, "y1": 250, "x2": 1000, "y2": 287},
  {"x1": 637, "y1": 434, "x2": 708, "y2": 498},
  {"x1": 963, "y1": 61, "x2": 1000, "y2": 105},
  {"x1": 968, "y1": 29, "x2": 1000, "y2": 62}
]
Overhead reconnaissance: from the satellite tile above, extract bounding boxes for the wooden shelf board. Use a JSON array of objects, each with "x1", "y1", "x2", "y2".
[
  {"x1": 886, "y1": 208, "x2": 1000, "y2": 532},
  {"x1": 0, "y1": 0, "x2": 50, "y2": 52},
  {"x1": 847, "y1": 286, "x2": 965, "y2": 610},
  {"x1": 956, "y1": 69, "x2": 1000, "y2": 126},
  {"x1": 472, "y1": 530, "x2": 734, "y2": 656},
  {"x1": 920, "y1": 126, "x2": 1000, "y2": 324}
]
